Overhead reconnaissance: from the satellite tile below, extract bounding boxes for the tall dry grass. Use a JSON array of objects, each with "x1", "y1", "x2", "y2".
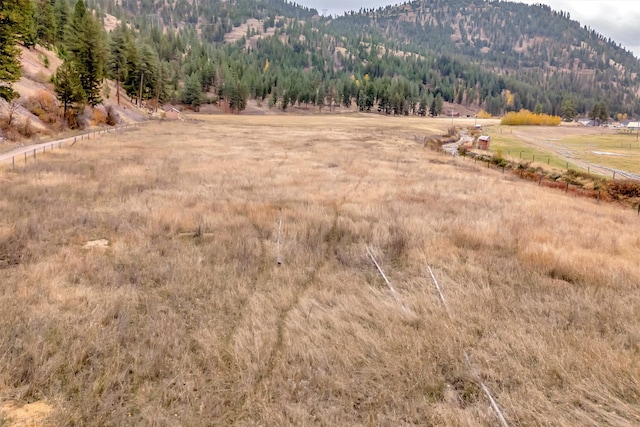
[{"x1": 0, "y1": 115, "x2": 639, "y2": 426}]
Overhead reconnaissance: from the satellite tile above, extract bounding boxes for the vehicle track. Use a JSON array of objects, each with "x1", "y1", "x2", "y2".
[{"x1": 511, "y1": 129, "x2": 640, "y2": 179}]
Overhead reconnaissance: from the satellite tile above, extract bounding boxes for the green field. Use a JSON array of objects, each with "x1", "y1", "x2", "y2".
[
  {"x1": 483, "y1": 128, "x2": 570, "y2": 169},
  {"x1": 561, "y1": 133, "x2": 640, "y2": 174},
  {"x1": 478, "y1": 126, "x2": 640, "y2": 175}
]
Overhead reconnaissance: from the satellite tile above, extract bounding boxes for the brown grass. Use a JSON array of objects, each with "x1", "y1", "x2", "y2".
[{"x1": 1, "y1": 115, "x2": 639, "y2": 426}]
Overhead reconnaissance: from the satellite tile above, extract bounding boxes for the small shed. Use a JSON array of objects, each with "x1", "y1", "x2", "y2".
[
  {"x1": 164, "y1": 107, "x2": 182, "y2": 121},
  {"x1": 478, "y1": 135, "x2": 491, "y2": 150}
]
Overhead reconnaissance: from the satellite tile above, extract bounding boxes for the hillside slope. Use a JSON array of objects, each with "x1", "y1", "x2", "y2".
[{"x1": 0, "y1": 45, "x2": 149, "y2": 152}]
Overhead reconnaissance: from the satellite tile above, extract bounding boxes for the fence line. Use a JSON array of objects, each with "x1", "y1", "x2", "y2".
[
  {"x1": 430, "y1": 144, "x2": 640, "y2": 214},
  {"x1": 0, "y1": 121, "x2": 155, "y2": 170},
  {"x1": 434, "y1": 143, "x2": 640, "y2": 182}
]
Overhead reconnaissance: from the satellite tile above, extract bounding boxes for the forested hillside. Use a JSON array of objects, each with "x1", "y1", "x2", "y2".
[{"x1": 2, "y1": 0, "x2": 640, "y2": 135}]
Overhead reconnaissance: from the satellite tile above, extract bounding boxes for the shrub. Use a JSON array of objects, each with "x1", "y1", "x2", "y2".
[
  {"x1": 501, "y1": 109, "x2": 562, "y2": 126},
  {"x1": 607, "y1": 180, "x2": 640, "y2": 199},
  {"x1": 91, "y1": 108, "x2": 107, "y2": 125},
  {"x1": 477, "y1": 109, "x2": 492, "y2": 119},
  {"x1": 23, "y1": 90, "x2": 57, "y2": 119},
  {"x1": 105, "y1": 106, "x2": 118, "y2": 126},
  {"x1": 21, "y1": 118, "x2": 36, "y2": 138}
]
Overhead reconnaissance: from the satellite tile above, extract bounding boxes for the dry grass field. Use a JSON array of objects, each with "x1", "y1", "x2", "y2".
[{"x1": 1, "y1": 114, "x2": 639, "y2": 426}]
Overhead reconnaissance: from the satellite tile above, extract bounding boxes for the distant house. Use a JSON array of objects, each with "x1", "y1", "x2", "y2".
[{"x1": 477, "y1": 135, "x2": 491, "y2": 150}]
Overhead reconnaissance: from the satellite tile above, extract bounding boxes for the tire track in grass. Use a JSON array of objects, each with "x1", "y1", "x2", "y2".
[
  {"x1": 218, "y1": 222, "x2": 269, "y2": 366},
  {"x1": 209, "y1": 217, "x2": 272, "y2": 424},
  {"x1": 234, "y1": 211, "x2": 338, "y2": 422}
]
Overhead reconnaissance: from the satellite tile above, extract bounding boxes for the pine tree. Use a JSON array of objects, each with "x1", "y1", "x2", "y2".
[
  {"x1": 590, "y1": 101, "x2": 609, "y2": 124},
  {"x1": 107, "y1": 24, "x2": 128, "y2": 105},
  {"x1": 138, "y1": 44, "x2": 159, "y2": 103},
  {"x1": 53, "y1": 0, "x2": 70, "y2": 45},
  {"x1": 65, "y1": 0, "x2": 106, "y2": 106},
  {"x1": 54, "y1": 59, "x2": 85, "y2": 117},
  {"x1": 122, "y1": 35, "x2": 140, "y2": 100},
  {"x1": 561, "y1": 98, "x2": 577, "y2": 121},
  {"x1": 180, "y1": 72, "x2": 203, "y2": 109},
  {"x1": 0, "y1": 0, "x2": 36, "y2": 100},
  {"x1": 35, "y1": 0, "x2": 56, "y2": 47},
  {"x1": 228, "y1": 79, "x2": 249, "y2": 113}
]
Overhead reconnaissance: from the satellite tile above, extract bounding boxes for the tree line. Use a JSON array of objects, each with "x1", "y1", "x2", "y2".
[{"x1": 2, "y1": 0, "x2": 639, "y2": 127}]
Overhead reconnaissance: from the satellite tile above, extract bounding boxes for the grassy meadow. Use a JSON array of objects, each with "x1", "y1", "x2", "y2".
[
  {"x1": 484, "y1": 124, "x2": 640, "y2": 175},
  {"x1": 561, "y1": 132, "x2": 640, "y2": 174},
  {"x1": 481, "y1": 129, "x2": 569, "y2": 169},
  {"x1": 1, "y1": 115, "x2": 640, "y2": 426}
]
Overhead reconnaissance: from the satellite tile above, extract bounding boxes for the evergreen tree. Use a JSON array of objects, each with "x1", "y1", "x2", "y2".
[
  {"x1": 180, "y1": 72, "x2": 203, "y2": 109},
  {"x1": 35, "y1": 0, "x2": 56, "y2": 47},
  {"x1": 228, "y1": 79, "x2": 249, "y2": 113},
  {"x1": 590, "y1": 101, "x2": 609, "y2": 124},
  {"x1": 534, "y1": 102, "x2": 544, "y2": 114},
  {"x1": 138, "y1": 44, "x2": 159, "y2": 103},
  {"x1": 0, "y1": 0, "x2": 35, "y2": 100},
  {"x1": 316, "y1": 85, "x2": 326, "y2": 111},
  {"x1": 53, "y1": 0, "x2": 70, "y2": 45},
  {"x1": 561, "y1": 98, "x2": 577, "y2": 121},
  {"x1": 107, "y1": 24, "x2": 128, "y2": 105},
  {"x1": 431, "y1": 93, "x2": 444, "y2": 116},
  {"x1": 65, "y1": 0, "x2": 106, "y2": 106},
  {"x1": 54, "y1": 59, "x2": 85, "y2": 117},
  {"x1": 122, "y1": 36, "x2": 140, "y2": 100}
]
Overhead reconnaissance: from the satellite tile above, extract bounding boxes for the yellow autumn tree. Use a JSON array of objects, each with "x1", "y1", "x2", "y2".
[
  {"x1": 477, "y1": 109, "x2": 492, "y2": 119},
  {"x1": 501, "y1": 109, "x2": 561, "y2": 126}
]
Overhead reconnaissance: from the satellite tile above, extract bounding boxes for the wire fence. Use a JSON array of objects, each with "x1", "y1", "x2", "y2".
[
  {"x1": 0, "y1": 121, "x2": 154, "y2": 171},
  {"x1": 429, "y1": 144, "x2": 640, "y2": 215}
]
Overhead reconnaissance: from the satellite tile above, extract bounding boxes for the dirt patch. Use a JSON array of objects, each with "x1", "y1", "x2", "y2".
[
  {"x1": 103, "y1": 14, "x2": 120, "y2": 33},
  {"x1": 83, "y1": 239, "x2": 109, "y2": 249},
  {"x1": 0, "y1": 401, "x2": 53, "y2": 426}
]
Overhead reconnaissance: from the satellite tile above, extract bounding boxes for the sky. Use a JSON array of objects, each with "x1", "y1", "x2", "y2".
[{"x1": 296, "y1": 0, "x2": 640, "y2": 58}]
